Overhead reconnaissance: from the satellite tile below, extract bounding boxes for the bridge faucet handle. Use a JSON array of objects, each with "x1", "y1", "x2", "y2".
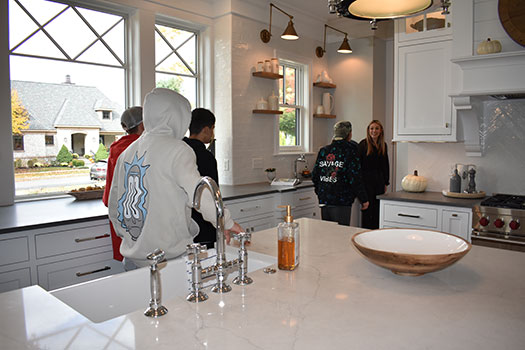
[
  {"x1": 146, "y1": 248, "x2": 166, "y2": 265},
  {"x1": 186, "y1": 243, "x2": 207, "y2": 258},
  {"x1": 232, "y1": 231, "x2": 251, "y2": 248}
]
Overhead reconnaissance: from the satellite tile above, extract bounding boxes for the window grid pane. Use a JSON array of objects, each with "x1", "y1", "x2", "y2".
[
  {"x1": 155, "y1": 23, "x2": 198, "y2": 107},
  {"x1": 9, "y1": 0, "x2": 127, "y2": 197}
]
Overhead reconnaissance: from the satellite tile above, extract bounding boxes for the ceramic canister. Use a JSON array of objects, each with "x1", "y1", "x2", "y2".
[
  {"x1": 264, "y1": 60, "x2": 271, "y2": 72},
  {"x1": 271, "y1": 58, "x2": 279, "y2": 74},
  {"x1": 268, "y1": 92, "x2": 278, "y2": 110},
  {"x1": 256, "y1": 61, "x2": 263, "y2": 72}
]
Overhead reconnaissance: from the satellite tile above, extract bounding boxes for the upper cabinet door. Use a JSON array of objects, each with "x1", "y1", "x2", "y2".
[
  {"x1": 397, "y1": 10, "x2": 452, "y2": 43},
  {"x1": 394, "y1": 39, "x2": 455, "y2": 141}
]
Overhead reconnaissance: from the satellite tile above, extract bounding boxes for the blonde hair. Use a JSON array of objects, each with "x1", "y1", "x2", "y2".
[{"x1": 366, "y1": 120, "x2": 386, "y2": 156}]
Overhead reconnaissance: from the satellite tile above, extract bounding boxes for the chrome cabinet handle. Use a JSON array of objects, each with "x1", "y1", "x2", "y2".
[
  {"x1": 76, "y1": 265, "x2": 111, "y2": 277},
  {"x1": 240, "y1": 205, "x2": 260, "y2": 212},
  {"x1": 75, "y1": 233, "x2": 110, "y2": 243},
  {"x1": 398, "y1": 213, "x2": 420, "y2": 219}
]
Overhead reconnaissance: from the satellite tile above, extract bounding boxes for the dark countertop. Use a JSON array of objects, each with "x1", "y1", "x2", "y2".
[
  {"x1": 378, "y1": 191, "x2": 485, "y2": 208},
  {"x1": 0, "y1": 181, "x2": 314, "y2": 234}
]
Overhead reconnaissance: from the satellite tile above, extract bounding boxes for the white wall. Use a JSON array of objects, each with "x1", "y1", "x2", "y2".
[
  {"x1": 223, "y1": 13, "x2": 328, "y2": 184},
  {"x1": 395, "y1": 0, "x2": 525, "y2": 196}
]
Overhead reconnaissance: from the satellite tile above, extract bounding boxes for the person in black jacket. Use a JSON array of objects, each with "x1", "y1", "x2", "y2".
[
  {"x1": 312, "y1": 121, "x2": 369, "y2": 226},
  {"x1": 183, "y1": 108, "x2": 218, "y2": 248},
  {"x1": 358, "y1": 120, "x2": 390, "y2": 229}
]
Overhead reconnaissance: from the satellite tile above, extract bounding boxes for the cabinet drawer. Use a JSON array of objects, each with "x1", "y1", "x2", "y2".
[
  {"x1": 226, "y1": 196, "x2": 274, "y2": 220},
  {"x1": 383, "y1": 203, "x2": 438, "y2": 228},
  {"x1": 37, "y1": 252, "x2": 125, "y2": 291},
  {"x1": 0, "y1": 236, "x2": 29, "y2": 266},
  {"x1": 0, "y1": 267, "x2": 31, "y2": 293},
  {"x1": 238, "y1": 215, "x2": 275, "y2": 234},
  {"x1": 293, "y1": 189, "x2": 317, "y2": 208},
  {"x1": 35, "y1": 223, "x2": 111, "y2": 259}
]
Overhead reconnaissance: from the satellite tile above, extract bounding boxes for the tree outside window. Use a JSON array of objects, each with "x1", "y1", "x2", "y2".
[
  {"x1": 155, "y1": 23, "x2": 198, "y2": 108},
  {"x1": 278, "y1": 63, "x2": 302, "y2": 148}
]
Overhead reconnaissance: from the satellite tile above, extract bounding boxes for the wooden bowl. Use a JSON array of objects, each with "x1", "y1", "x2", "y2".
[{"x1": 351, "y1": 229, "x2": 471, "y2": 276}]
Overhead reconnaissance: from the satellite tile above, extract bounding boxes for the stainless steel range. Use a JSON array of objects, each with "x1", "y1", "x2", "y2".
[{"x1": 472, "y1": 194, "x2": 525, "y2": 251}]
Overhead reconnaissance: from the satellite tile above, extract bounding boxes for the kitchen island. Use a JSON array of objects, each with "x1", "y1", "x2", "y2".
[{"x1": 1, "y1": 218, "x2": 524, "y2": 349}]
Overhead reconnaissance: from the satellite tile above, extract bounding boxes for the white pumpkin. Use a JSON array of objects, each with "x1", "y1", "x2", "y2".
[
  {"x1": 401, "y1": 170, "x2": 428, "y2": 193},
  {"x1": 477, "y1": 38, "x2": 502, "y2": 55}
]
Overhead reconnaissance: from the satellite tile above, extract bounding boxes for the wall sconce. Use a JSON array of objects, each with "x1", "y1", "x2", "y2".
[
  {"x1": 260, "y1": 3, "x2": 299, "y2": 43},
  {"x1": 315, "y1": 24, "x2": 352, "y2": 58}
]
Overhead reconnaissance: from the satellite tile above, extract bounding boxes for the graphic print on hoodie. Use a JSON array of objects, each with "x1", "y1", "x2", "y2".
[{"x1": 117, "y1": 151, "x2": 150, "y2": 241}]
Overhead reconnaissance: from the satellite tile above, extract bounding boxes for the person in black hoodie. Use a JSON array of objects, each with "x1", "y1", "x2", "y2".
[
  {"x1": 183, "y1": 108, "x2": 218, "y2": 248},
  {"x1": 358, "y1": 120, "x2": 390, "y2": 229},
  {"x1": 312, "y1": 121, "x2": 369, "y2": 226}
]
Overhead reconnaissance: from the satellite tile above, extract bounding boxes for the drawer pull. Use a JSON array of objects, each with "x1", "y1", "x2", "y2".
[
  {"x1": 299, "y1": 197, "x2": 311, "y2": 201},
  {"x1": 452, "y1": 214, "x2": 458, "y2": 217},
  {"x1": 76, "y1": 265, "x2": 111, "y2": 277},
  {"x1": 397, "y1": 213, "x2": 420, "y2": 219},
  {"x1": 75, "y1": 233, "x2": 110, "y2": 243},
  {"x1": 240, "y1": 206, "x2": 260, "y2": 212}
]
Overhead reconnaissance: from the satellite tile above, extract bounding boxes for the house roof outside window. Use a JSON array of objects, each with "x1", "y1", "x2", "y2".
[{"x1": 11, "y1": 80, "x2": 124, "y2": 132}]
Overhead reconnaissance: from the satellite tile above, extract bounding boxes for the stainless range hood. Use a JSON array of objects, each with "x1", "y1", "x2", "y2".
[{"x1": 450, "y1": 51, "x2": 525, "y2": 157}]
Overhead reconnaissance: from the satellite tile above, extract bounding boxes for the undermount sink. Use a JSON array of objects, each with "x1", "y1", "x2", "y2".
[{"x1": 50, "y1": 246, "x2": 275, "y2": 323}]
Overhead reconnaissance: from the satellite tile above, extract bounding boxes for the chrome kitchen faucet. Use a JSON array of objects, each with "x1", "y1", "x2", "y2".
[{"x1": 189, "y1": 176, "x2": 253, "y2": 302}]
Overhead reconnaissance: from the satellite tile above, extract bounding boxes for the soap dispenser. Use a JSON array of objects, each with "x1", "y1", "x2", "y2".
[{"x1": 277, "y1": 205, "x2": 300, "y2": 271}]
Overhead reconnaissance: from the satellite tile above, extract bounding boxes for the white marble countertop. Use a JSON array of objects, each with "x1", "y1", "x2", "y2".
[{"x1": 1, "y1": 218, "x2": 524, "y2": 349}]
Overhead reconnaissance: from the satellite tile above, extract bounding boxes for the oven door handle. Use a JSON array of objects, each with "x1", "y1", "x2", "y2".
[{"x1": 472, "y1": 231, "x2": 525, "y2": 246}]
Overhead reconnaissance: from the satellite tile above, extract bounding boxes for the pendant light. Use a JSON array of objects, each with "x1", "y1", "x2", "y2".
[
  {"x1": 316, "y1": 24, "x2": 352, "y2": 58},
  {"x1": 260, "y1": 3, "x2": 299, "y2": 43},
  {"x1": 348, "y1": 0, "x2": 433, "y2": 19}
]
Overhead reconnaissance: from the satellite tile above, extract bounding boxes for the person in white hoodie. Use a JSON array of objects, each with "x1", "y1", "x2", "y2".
[{"x1": 109, "y1": 88, "x2": 242, "y2": 269}]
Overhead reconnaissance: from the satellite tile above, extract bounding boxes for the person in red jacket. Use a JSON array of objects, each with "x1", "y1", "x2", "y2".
[{"x1": 102, "y1": 106, "x2": 144, "y2": 261}]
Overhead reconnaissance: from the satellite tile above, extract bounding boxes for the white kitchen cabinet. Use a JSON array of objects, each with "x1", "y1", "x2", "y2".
[
  {"x1": 225, "y1": 194, "x2": 275, "y2": 233},
  {"x1": 0, "y1": 219, "x2": 125, "y2": 293},
  {"x1": 442, "y1": 209, "x2": 471, "y2": 241},
  {"x1": 397, "y1": 10, "x2": 451, "y2": 44},
  {"x1": 0, "y1": 268, "x2": 31, "y2": 294},
  {"x1": 380, "y1": 200, "x2": 471, "y2": 242},
  {"x1": 277, "y1": 188, "x2": 320, "y2": 221},
  {"x1": 393, "y1": 16, "x2": 456, "y2": 142}
]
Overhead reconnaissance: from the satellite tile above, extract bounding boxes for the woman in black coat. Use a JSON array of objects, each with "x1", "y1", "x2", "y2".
[{"x1": 358, "y1": 120, "x2": 390, "y2": 229}]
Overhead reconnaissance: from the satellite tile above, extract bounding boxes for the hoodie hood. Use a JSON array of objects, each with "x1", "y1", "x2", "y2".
[{"x1": 143, "y1": 88, "x2": 191, "y2": 138}]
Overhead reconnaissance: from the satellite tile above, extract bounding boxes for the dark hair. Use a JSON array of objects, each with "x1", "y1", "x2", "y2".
[{"x1": 189, "y1": 108, "x2": 216, "y2": 135}]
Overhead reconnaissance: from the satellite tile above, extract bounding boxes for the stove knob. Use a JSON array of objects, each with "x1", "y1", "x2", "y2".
[
  {"x1": 479, "y1": 217, "x2": 490, "y2": 227},
  {"x1": 509, "y1": 220, "x2": 520, "y2": 230},
  {"x1": 494, "y1": 218, "x2": 505, "y2": 228}
]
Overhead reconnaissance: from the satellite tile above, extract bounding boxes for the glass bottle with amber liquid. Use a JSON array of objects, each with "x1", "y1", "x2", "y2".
[{"x1": 277, "y1": 205, "x2": 300, "y2": 270}]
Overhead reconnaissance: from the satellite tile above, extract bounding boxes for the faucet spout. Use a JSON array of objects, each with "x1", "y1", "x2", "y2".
[
  {"x1": 192, "y1": 176, "x2": 231, "y2": 293},
  {"x1": 293, "y1": 154, "x2": 307, "y2": 180}
]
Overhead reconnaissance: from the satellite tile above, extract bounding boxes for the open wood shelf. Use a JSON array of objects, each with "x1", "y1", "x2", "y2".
[
  {"x1": 313, "y1": 82, "x2": 336, "y2": 88},
  {"x1": 253, "y1": 109, "x2": 283, "y2": 115},
  {"x1": 252, "y1": 72, "x2": 283, "y2": 79},
  {"x1": 313, "y1": 113, "x2": 336, "y2": 119}
]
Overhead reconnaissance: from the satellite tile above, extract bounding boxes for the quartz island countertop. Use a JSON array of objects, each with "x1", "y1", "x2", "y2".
[{"x1": 1, "y1": 218, "x2": 524, "y2": 349}]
